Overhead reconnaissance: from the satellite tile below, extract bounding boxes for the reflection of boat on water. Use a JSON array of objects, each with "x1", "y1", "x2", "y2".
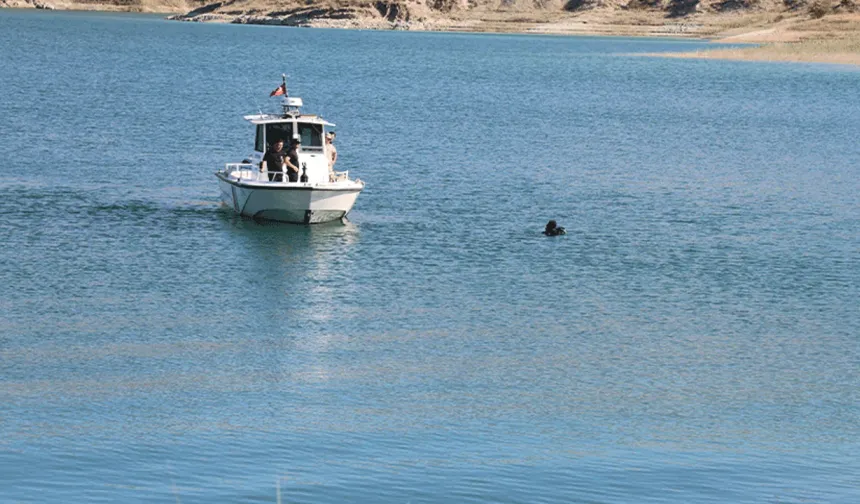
[{"x1": 216, "y1": 77, "x2": 364, "y2": 224}]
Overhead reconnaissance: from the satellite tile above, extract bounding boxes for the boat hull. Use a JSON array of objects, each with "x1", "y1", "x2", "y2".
[{"x1": 216, "y1": 172, "x2": 362, "y2": 224}]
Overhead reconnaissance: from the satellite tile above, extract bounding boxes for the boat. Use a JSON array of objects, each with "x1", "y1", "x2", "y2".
[{"x1": 216, "y1": 77, "x2": 364, "y2": 224}]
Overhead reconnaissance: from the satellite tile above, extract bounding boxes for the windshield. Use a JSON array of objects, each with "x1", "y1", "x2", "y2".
[
  {"x1": 255, "y1": 125, "x2": 265, "y2": 152},
  {"x1": 298, "y1": 123, "x2": 323, "y2": 150},
  {"x1": 264, "y1": 123, "x2": 293, "y2": 150}
]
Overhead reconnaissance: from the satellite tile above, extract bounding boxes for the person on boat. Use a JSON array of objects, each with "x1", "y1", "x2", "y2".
[
  {"x1": 286, "y1": 138, "x2": 301, "y2": 183},
  {"x1": 262, "y1": 138, "x2": 287, "y2": 182},
  {"x1": 543, "y1": 220, "x2": 566, "y2": 236},
  {"x1": 326, "y1": 131, "x2": 337, "y2": 181}
]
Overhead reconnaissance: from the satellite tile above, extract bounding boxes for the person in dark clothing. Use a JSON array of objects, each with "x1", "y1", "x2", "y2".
[
  {"x1": 543, "y1": 220, "x2": 566, "y2": 236},
  {"x1": 262, "y1": 138, "x2": 287, "y2": 182},
  {"x1": 285, "y1": 138, "x2": 301, "y2": 183}
]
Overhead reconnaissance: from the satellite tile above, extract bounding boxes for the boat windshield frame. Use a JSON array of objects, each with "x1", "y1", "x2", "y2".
[{"x1": 246, "y1": 115, "x2": 334, "y2": 154}]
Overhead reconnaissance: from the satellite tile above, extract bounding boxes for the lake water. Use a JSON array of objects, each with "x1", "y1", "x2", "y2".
[{"x1": 1, "y1": 9, "x2": 858, "y2": 503}]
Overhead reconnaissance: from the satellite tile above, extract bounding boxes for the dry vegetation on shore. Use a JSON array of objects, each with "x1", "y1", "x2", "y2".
[
  {"x1": 655, "y1": 13, "x2": 860, "y2": 65},
  {"x1": 2, "y1": 0, "x2": 859, "y2": 65}
]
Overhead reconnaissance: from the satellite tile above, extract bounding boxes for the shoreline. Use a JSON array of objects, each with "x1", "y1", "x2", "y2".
[
  {"x1": 3, "y1": 4, "x2": 859, "y2": 66},
  {"x1": 645, "y1": 42, "x2": 860, "y2": 66}
]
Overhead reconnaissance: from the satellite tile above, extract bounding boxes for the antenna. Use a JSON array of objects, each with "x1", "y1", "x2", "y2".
[
  {"x1": 279, "y1": 74, "x2": 303, "y2": 117},
  {"x1": 240, "y1": 73, "x2": 264, "y2": 116}
]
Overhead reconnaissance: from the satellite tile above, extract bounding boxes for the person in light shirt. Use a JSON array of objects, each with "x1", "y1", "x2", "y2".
[{"x1": 326, "y1": 131, "x2": 337, "y2": 181}]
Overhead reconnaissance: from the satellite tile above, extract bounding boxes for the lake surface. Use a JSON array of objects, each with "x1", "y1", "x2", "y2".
[{"x1": 1, "y1": 9, "x2": 858, "y2": 503}]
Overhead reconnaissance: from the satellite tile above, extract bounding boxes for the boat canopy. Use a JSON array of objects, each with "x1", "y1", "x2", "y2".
[{"x1": 243, "y1": 114, "x2": 335, "y2": 127}]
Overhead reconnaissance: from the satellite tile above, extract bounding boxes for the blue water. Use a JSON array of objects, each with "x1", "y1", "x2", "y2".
[{"x1": 1, "y1": 9, "x2": 859, "y2": 503}]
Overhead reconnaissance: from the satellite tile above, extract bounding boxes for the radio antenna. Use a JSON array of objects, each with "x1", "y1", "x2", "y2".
[{"x1": 240, "y1": 73, "x2": 264, "y2": 116}]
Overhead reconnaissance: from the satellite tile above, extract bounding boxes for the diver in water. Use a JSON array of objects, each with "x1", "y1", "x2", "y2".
[{"x1": 543, "y1": 220, "x2": 566, "y2": 236}]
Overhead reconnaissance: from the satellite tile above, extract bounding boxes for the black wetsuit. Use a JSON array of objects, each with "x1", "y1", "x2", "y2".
[
  {"x1": 263, "y1": 148, "x2": 287, "y2": 182},
  {"x1": 287, "y1": 148, "x2": 300, "y2": 183}
]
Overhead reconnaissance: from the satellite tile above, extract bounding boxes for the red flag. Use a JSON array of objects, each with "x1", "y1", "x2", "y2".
[{"x1": 270, "y1": 84, "x2": 286, "y2": 97}]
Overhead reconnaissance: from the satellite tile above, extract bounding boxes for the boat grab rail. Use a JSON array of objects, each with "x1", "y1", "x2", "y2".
[
  {"x1": 224, "y1": 162, "x2": 357, "y2": 184},
  {"x1": 223, "y1": 162, "x2": 266, "y2": 182},
  {"x1": 223, "y1": 162, "x2": 307, "y2": 183},
  {"x1": 224, "y1": 162, "x2": 257, "y2": 173}
]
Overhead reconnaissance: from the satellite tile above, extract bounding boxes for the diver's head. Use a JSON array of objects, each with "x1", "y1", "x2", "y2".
[{"x1": 545, "y1": 220, "x2": 557, "y2": 232}]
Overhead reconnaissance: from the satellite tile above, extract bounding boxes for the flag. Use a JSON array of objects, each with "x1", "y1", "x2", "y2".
[{"x1": 270, "y1": 84, "x2": 286, "y2": 97}]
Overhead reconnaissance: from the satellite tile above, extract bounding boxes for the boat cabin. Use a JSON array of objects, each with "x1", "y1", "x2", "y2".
[{"x1": 243, "y1": 97, "x2": 336, "y2": 185}]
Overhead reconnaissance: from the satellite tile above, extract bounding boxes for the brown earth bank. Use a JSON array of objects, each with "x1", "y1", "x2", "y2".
[{"x1": 2, "y1": 0, "x2": 859, "y2": 64}]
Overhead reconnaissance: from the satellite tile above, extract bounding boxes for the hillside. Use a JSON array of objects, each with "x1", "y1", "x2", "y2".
[
  {"x1": 180, "y1": 0, "x2": 859, "y2": 41},
  {"x1": 3, "y1": 0, "x2": 859, "y2": 64}
]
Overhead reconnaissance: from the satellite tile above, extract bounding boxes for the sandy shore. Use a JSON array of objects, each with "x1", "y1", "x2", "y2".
[
  {"x1": 235, "y1": 11, "x2": 860, "y2": 67},
  {"x1": 651, "y1": 13, "x2": 860, "y2": 66},
  {"x1": 3, "y1": 1, "x2": 859, "y2": 66},
  {"x1": 655, "y1": 41, "x2": 860, "y2": 66},
  {"x1": 504, "y1": 12, "x2": 860, "y2": 66},
  {"x1": 303, "y1": 11, "x2": 860, "y2": 66}
]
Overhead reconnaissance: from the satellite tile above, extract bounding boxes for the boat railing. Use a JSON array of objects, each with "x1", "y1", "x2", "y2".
[
  {"x1": 224, "y1": 162, "x2": 356, "y2": 184},
  {"x1": 224, "y1": 162, "x2": 266, "y2": 182}
]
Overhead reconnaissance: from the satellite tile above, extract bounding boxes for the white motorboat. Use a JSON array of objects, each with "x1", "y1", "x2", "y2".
[{"x1": 216, "y1": 78, "x2": 364, "y2": 224}]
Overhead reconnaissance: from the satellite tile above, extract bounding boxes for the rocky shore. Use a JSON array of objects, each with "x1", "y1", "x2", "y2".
[{"x1": 3, "y1": 0, "x2": 859, "y2": 65}]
